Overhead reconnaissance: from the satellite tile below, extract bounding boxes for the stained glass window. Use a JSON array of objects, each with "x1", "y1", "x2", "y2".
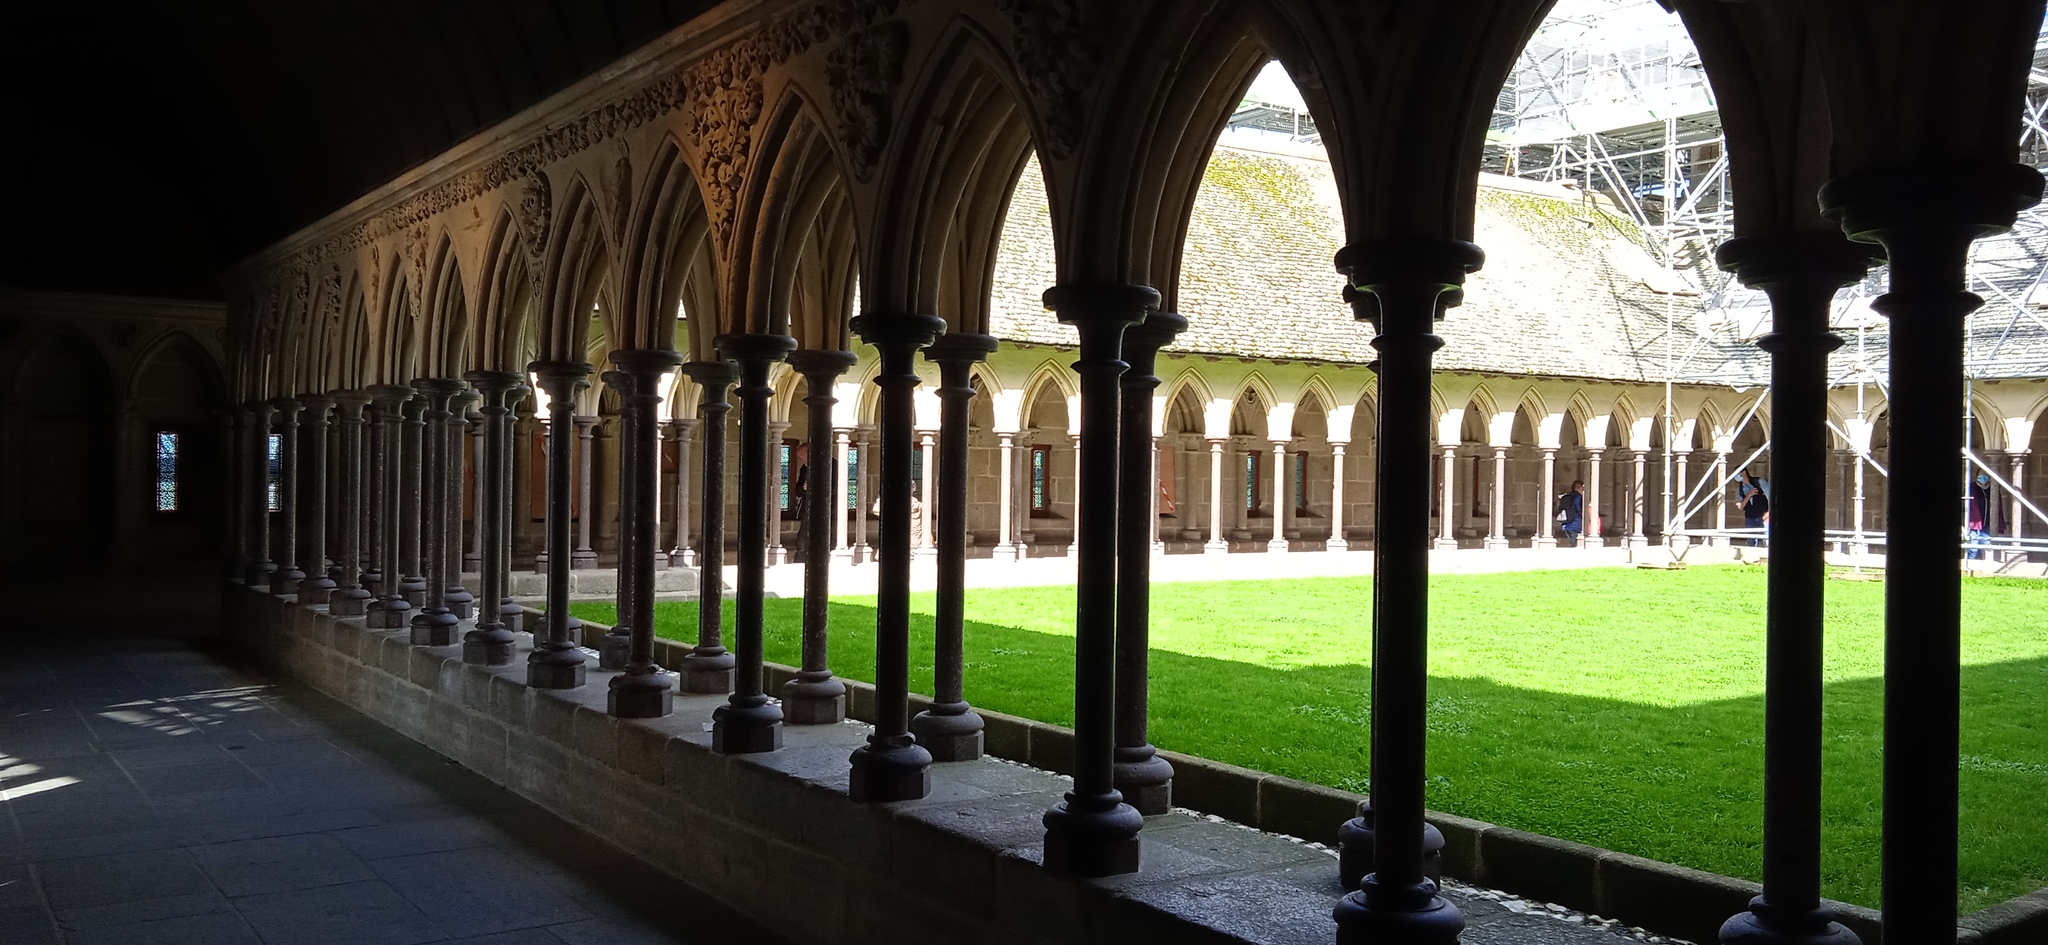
[
  {"x1": 778, "y1": 443, "x2": 792, "y2": 510},
  {"x1": 1294, "y1": 452, "x2": 1309, "y2": 515},
  {"x1": 846, "y1": 447, "x2": 860, "y2": 510},
  {"x1": 266, "y1": 433, "x2": 283, "y2": 511},
  {"x1": 910, "y1": 445, "x2": 924, "y2": 500},
  {"x1": 155, "y1": 431, "x2": 179, "y2": 512},
  {"x1": 1030, "y1": 445, "x2": 1050, "y2": 511},
  {"x1": 1244, "y1": 452, "x2": 1261, "y2": 512}
]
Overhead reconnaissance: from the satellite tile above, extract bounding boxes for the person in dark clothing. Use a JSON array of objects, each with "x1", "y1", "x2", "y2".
[
  {"x1": 1738, "y1": 469, "x2": 1770, "y2": 547},
  {"x1": 1969, "y1": 472, "x2": 1993, "y2": 560},
  {"x1": 1557, "y1": 480, "x2": 1585, "y2": 547}
]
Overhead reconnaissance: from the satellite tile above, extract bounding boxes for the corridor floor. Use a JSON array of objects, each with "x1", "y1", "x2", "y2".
[{"x1": 0, "y1": 629, "x2": 790, "y2": 945}]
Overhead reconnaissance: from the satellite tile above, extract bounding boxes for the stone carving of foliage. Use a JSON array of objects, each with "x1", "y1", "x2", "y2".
[
  {"x1": 517, "y1": 173, "x2": 553, "y2": 287},
  {"x1": 992, "y1": 0, "x2": 1093, "y2": 160},
  {"x1": 826, "y1": 6, "x2": 908, "y2": 181},
  {"x1": 406, "y1": 227, "x2": 429, "y2": 320}
]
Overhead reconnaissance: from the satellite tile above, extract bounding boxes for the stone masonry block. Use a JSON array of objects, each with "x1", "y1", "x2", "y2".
[
  {"x1": 1425, "y1": 810, "x2": 1494, "y2": 879},
  {"x1": 378, "y1": 634, "x2": 411, "y2": 677},
  {"x1": 485, "y1": 672, "x2": 530, "y2": 729},
  {"x1": 334, "y1": 620, "x2": 365, "y2": 660},
  {"x1": 423, "y1": 697, "x2": 467, "y2": 760},
  {"x1": 1476, "y1": 826, "x2": 1601, "y2": 912},
  {"x1": 614, "y1": 719, "x2": 672, "y2": 785},
  {"x1": 408, "y1": 647, "x2": 446, "y2": 690},
  {"x1": 726, "y1": 746, "x2": 862, "y2": 854},
  {"x1": 436, "y1": 659, "x2": 465, "y2": 702},
  {"x1": 1964, "y1": 888, "x2": 2048, "y2": 945},
  {"x1": 1166, "y1": 751, "x2": 1262, "y2": 829},
  {"x1": 528, "y1": 687, "x2": 580, "y2": 748},
  {"x1": 460, "y1": 663, "x2": 499, "y2": 711},
  {"x1": 661, "y1": 732, "x2": 735, "y2": 818},
  {"x1": 1256, "y1": 776, "x2": 1355, "y2": 848},
  {"x1": 981, "y1": 714, "x2": 1031, "y2": 763},
  {"x1": 1024, "y1": 723, "x2": 1074, "y2": 775},
  {"x1": 462, "y1": 712, "x2": 509, "y2": 782},
  {"x1": 570, "y1": 704, "x2": 619, "y2": 767},
  {"x1": 1594, "y1": 850, "x2": 1761, "y2": 945}
]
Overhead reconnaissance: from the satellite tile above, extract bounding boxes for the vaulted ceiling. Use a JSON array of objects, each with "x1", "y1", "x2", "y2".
[{"x1": 1, "y1": 0, "x2": 719, "y2": 299}]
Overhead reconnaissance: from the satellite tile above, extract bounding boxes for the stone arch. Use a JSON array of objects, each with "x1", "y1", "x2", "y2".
[
  {"x1": 538, "y1": 172, "x2": 618, "y2": 364},
  {"x1": 477, "y1": 210, "x2": 537, "y2": 372},
  {"x1": 729, "y1": 88, "x2": 858, "y2": 339},
  {"x1": 125, "y1": 330, "x2": 224, "y2": 406},
  {"x1": 625, "y1": 134, "x2": 717, "y2": 358},
  {"x1": 424, "y1": 232, "x2": 473, "y2": 378},
  {"x1": 1968, "y1": 390, "x2": 2009, "y2": 450},
  {"x1": 1160, "y1": 367, "x2": 1215, "y2": 415}
]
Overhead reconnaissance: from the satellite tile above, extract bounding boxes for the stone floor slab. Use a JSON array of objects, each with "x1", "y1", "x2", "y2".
[{"x1": 190, "y1": 833, "x2": 379, "y2": 897}]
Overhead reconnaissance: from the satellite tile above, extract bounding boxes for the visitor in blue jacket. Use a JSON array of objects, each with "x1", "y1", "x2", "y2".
[{"x1": 1557, "y1": 480, "x2": 1585, "y2": 547}]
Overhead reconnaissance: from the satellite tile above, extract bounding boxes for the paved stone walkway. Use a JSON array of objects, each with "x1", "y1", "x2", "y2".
[{"x1": 0, "y1": 632, "x2": 788, "y2": 945}]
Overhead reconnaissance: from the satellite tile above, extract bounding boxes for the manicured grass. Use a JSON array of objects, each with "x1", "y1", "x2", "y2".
[{"x1": 571, "y1": 566, "x2": 2048, "y2": 912}]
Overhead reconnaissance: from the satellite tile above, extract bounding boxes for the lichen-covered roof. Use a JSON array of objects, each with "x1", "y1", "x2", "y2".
[{"x1": 987, "y1": 142, "x2": 1755, "y2": 383}]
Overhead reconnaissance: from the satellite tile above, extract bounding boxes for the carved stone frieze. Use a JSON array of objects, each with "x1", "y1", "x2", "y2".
[
  {"x1": 406, "y1": 227, "x2": 429, "y2": 320},
  {"x1": 517, "y1": 172, "x2": 553, "y2": 285},
  {"x1": 992, "y1": 0, "x2": 1093, "y2": 160},
  {"x1": 827, "y1": 17, "x2": 908, "y2": 180}
]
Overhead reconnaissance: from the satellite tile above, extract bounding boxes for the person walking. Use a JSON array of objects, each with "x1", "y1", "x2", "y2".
[
  {"x1": 1968, "y1": 472, "x2": 1993, "y2": 560},
  {"x1": 1738, "y1": 469, "x2": 1771, "y2": 547},
  {"x1": 1557, "y1": 480, "x2": 1585, "y2": 547}
]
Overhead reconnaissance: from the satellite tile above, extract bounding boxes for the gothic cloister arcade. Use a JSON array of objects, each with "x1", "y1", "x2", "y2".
[{"x1": 4, "y1": 0, "x2": 2043, "y2": 943}]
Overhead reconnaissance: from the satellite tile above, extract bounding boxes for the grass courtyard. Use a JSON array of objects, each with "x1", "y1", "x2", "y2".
[{"x1": 569, "y1": 566, "x2": 2048, "y2": 912}]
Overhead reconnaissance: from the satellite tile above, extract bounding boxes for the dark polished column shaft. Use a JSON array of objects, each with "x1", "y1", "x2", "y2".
[
  {"x1": 246, "y1": 401, "x2": 277, "y2": 585},
  {"x1": 330, "y1": 393, "x2": 374, "y2": 615},
  {"x1": 462, "y1": 372, "x2": 524, "y2": 664},
  {"x1": 269, "y1": 398, "x2": 304, "y2": 595},
  {"x1": 1040, "y1": 284, "x2": 1153, "y2": 877},
  {"x1": 1332, "y1": 240, "x2": 1480, "y2": 944},
  {"x1": 398, "y1": 394, "x2": 427, "y2": 608},
  {"x1": 296, "y1": 396, "x2": 337, "y2": 605},
  {"x1": 679, "y1": 361, "x2": 738, "y2": 694},
  {"x1": 367, "y1": 386, "x2": 413, "y2": 628},
  {"x1": 848, "y1": 314, "x2": 946, "y2": 802},
  {"x1": 1820, "y1": 164, "x2": 2043, "y2": 944},
  {"x1": 411, "y1": 380, "x2": 464, "y2": 645},
  {"x1": 608, "y1": 349, "x2": 684, "y2": 719},
  {"x1": 530, "y1": 362, "x2": 593, "y2": 689},
  {"x1": 670, "y1": 418, "x2": 697, "y2": 566},
  {"x1": 572, "y1": 416, "x2": 598, "y2": 569},
  {"x1": 1114, "y1": 313, "x2": 1185, "y2": 814},
  {"x1": 495, "y1": 395, "x2": 525, "y2": 633},
  {"x1": 1716, "y1": 236, "x2": 1870, "y2": 945},
  {"x1": 913, "y1": 334, "x2": 1000, "y2": 758},
  {"x1": 783, "y1": 349, "x2": 859, "y2": 725},
  {"x1": 442, "y1": 392, "x2": 479, "y2": 619},
  {"x1": 599, "y1": 387, "x2": 638, "y2": 672},
  {"x1": 713, "y1": 335, "x2": 795, "y2": 751}
]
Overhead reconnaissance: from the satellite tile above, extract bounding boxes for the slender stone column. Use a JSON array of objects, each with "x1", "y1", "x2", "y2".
[
  {"x1": 360, "y1": 393, "x2": 389, "y2": 600},
  {"x1": 1586, "y1": 448, "x2": 1606, "y2": 549},
  {"x1": 1485, "y1": 447, "x2": 1509, "y2": 549},
  {"x1": 1268, "y1": 440, "x2": 1290, "y2": 552},
  {"x1": 679, "y1": 361, "x2": 738, "y2": 694},
  {"x1": 296, "y1": 395, "x2": 338, "y2": 605},
  {"x1": 460, "y1": 371, "x2": 524, "y2": 664},
  {"x1": 912, "y1": 334, "x2": 1000, "y2": 756},
  {"x1": 529, "y1": 362, "x2": 592, "y2": 689},
  {"x1": 651, "y1": 420, "x2": 669, "y2": 571},
  {"x1": 463, "y1": 409, "x2": 487, "y2": 575},
  {"x1": 1112, "y1": 313, "x2": 1183, "y2": 812},
  {"x1": 1331, "y1": 239, "x2": 1480, "y2": 943},
  {"x1": 325, "y1": 389, "x2": 374, "y2": 610},
  {"x1": 909, "y1": 430, "x2": 936, "y2": 560},
  {"x1": 853, "y1": 429, "x2": 872, "y2": 562},
  {"x1": 759, "y1": 420, "x2": 785, "y2": 566},
  {"x1": 535, "y1": 421, "x2": 554, "y2": 574},
  {"x1": 1150, "y1": 436, "x2": 1166, "y2": 552},
  {"x1": 1433, "y1": 446, "x2": 1457, "y2": 550},
  {"x1": 598, "y1": 380, "x2": 638, "y2": 671},
  {"x1": 606, "y1": 349, "x2": 684, "y2": 718},
  {"x1": 268, "y1": 398, "x2": 304, "y2": 595},
  {"x1": 398, "y1": 395, "x2": 427, "y2": 608},
  {"x1": 409, "y1": 380, "x2": 463, "y2": 645},
  {"x1": 711, "y1": 335, "x2": 793, "y2": 749},
  {"x1": 246, "y1": 402, "x2": 277, "y2": 585},
  {"x1": 1713, "y1": 451, "x2": 1730, "y2": 542},
  {"x1": 832, "y1": 428, "x2": 855, "y2": 562},
  {"x1": 845, "y1": 315, "x2": 943, "y2": 800},
  {"x1": 1328, "y1": 441, "x2": 1350, "y2": 551},
  {"x1": 778, "y1": 351, "x2": 859, "y2": 725},
  {"x1": 2011, "y1": 452, "x2": 2029, "y2": 558},
  {"x1": 1820, "y1": 162, "x2": 2042, "y2": 945},
  {"x1": 1535, "y1": 448, "x2": 1558, "y2": 548},
  {"x1": 495, "y1": 390, "x2": 526, "y2": 633},
  {"x1": 1714, "y1": 234, "x2": 1871, "y2": 945},
  {"x1": 366, "y1": 386, "x2": 413, "y2": 628},
  {"x1": 569, "y1": 417, "x2": 598, "y2": 568},
  {"x1": 443, "y1": 392, "x2": 478, "y2": 618},
  {"x1": 1628, "y1": 449, "x2": 1649, "y2": 548},
  {"x1": 671, "y1": 418, "x2": 697, "y2": 566},
  {"x1": 1066, "y1": 432, "x2": 1082, "y2": 557},
  {"x1": 1205, "y1": 438, "x2": 1228, "y2": 553},
  {"x1": 1674, "y1": 452, "x2": 1692, "y2": 547},
  {"x1": 1040, "y1": 283, "x2": 1153, "y2": 877}
]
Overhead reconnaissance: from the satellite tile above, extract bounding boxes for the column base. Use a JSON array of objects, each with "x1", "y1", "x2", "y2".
[
  {"x1": 910, "y1": 703, "x2": 985, "y2": 762},
  {"x1": 830, "y1": 547, "x2": 856, "y2": 564},
  {"x1": 848, "y1": 736, "x2": 932, "y2": 802},
  {"x1": 410, "y1": 609, "x2": 460, "y2": 646},
  {"x1": 853, "y1": 544, "x2": 872, "y2": 564},
  {"x1": 1627, "y1": 535, "x2": 1649, "y2": 549},
  {"x1": 672, "y1": 549, "x2": 698, "y2": 568},
  {"x1": 1719, "y1": 898, "x2": 1863, "y2": 945},
  {"x1": 570, "y1": 551, "x2": 598, "y2": 570},
  {"x1": 443, "y1": 587, "x2": 475, "y2": 619},
  {"x1": 245, "y1": 561, "x2": 276, "y2": 586},
  {"x1": 1532, "y1": 536, "x2": 1556, "y2": 549},
  {"x1": 1112, "y1": 745, "x2": 1174, "y2": 815},
  {"x1": 1431, "y1": 539, "x2": 1458, "y2": 551},
  {"x1": 329, "y1": 587, "x2": 373, "y2": 617},
  {"x1": 1203, "y1": 540, "x2": 1229, "y2": 555},
  {"x1": 527, "y1": 638, "x2": 587, "y2": 690},
  {"x1": 781, "y1": 673, "x2": 848, "y2": 725},
  {"x1": 607, "y1": 669, "x2": 674, "y2": 719},
  {"x1": 462, "y1": 627, "x2": 517, "y2": 665},
  {"x1": 298, "y1": 577, "x2": 337, "y2": 606},
  {"x1": 270, "y1": 567, "x2": 304, "y2": 597},
  {"x1": 711, "y1": 696, "x2": 783, "y2": 753},
  {"x1": 913, "y1": 546, "x2": 938, "y2": 561},
  {"x1": 462, "y1": 554, "x2": 483, "y2": 574},
  {"x1": 679, "y1": 651, "x2": 737, "y2": 694},
  {"x1": 1336, "y1": 802, "x2": 1447, "y2": 890},
  {"x1": 399, "y1": 575, "x2": 427, "y2": 608},
  {"x1": 769, "y1": 547, "x2": 790, "y2": 566},
  {"x1": 652, "y1": 549, "x2": 670, "y2": 570},
  {"x1": 1332, "y1": 876, "x2": 1464, "y2": 945},
  {"x1": 498, "y1": 598, "x2": 522, "y2": 634},
  {"x1": 1483, "y1": 537, "x2": 1509, "y2": 550},
  {"x1": 366, "y1": 598, "x2": 411, "y2": 629},
  {"x1": 1326, "y1": 538, "x2": 1349, "y2": 552},
  {"x1": 598, "y1": 630, "x2": 632, "y2": 671},
  {"x1": 1041, "y1": 792, "x2": 1143, "y2": 877},
  {"x1": 1266, "y1": 539, "x2": 1289, "y2": 553}
]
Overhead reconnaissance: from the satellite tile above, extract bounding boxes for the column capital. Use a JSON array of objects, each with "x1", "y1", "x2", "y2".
[
  {"x1": 573, "y1": 414, "x2": 599, "y2": 433},
  {"x1": 1042, "y1": 283, "x2": 1158, "y2": 327},
  {"x1": 1819, "y1": 162, "x2": 2044, "y2": 247},
  {"x1": 851, "y1": 313, "x2": 946, "y2": 354},
  {"x1": 463, "y1": 369, "x2": 525, "y2": 395},
  {"x1": 788, "y1": 347, "x2": 860, "y2": 379},
  {"x1": 670, "y1": 416, "x2": 699, "y2": 432},
  {"x1": 1337, "y1": 238, "x2": 1484, "y2": 294},
  {"x1": 1717, "y1": 231, "x2": 1876, "y2": 291},
  {"x1": 529, "y1": 360, "x2": 594, "y2": 393},
  {"x1": 679, "y1": 359, "x2": 739, "y2": 387},
  {"x1": 923, "y1": 332, "x2": 1001, "y2": 365},
  {"x1": 712, "y1": 334, "x2": 795, "y2": 369}
]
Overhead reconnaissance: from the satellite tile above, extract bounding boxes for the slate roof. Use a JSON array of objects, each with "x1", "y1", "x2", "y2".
[{"x1": 988, "y1": 139, "x2": 1761, "y2": 384}]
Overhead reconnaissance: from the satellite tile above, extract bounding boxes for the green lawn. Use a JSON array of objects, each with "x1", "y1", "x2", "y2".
[{"x1": 570, "y1": 566, "x2": 2048, "y2": 912}]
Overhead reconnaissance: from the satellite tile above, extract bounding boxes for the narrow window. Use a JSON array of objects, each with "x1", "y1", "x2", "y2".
[
  {"x1": 1244, "y1": 451, "x2": 1261, "y2": 513},
  {"x1": 910, "y1": 444, "x2": 925, "y2": 500},
  {"x1": 266, "y1": 433, "x2": 283, "y2": 512},
  {"x1": 154, "y1": 431, "x2": 180, "y2": 512},
  {"x1": 846, "y1": 446, "x2": 860, "y2": 510},
  {"x1": 1294, "y1": 451, "x2": 1309, "y2": 515},
  {"x1": 778, "y1": 443, "x2": 792, "y2": 510},
  {"x1": 1030, "y1": 444, "x2": 1051, "y2": 514}
]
